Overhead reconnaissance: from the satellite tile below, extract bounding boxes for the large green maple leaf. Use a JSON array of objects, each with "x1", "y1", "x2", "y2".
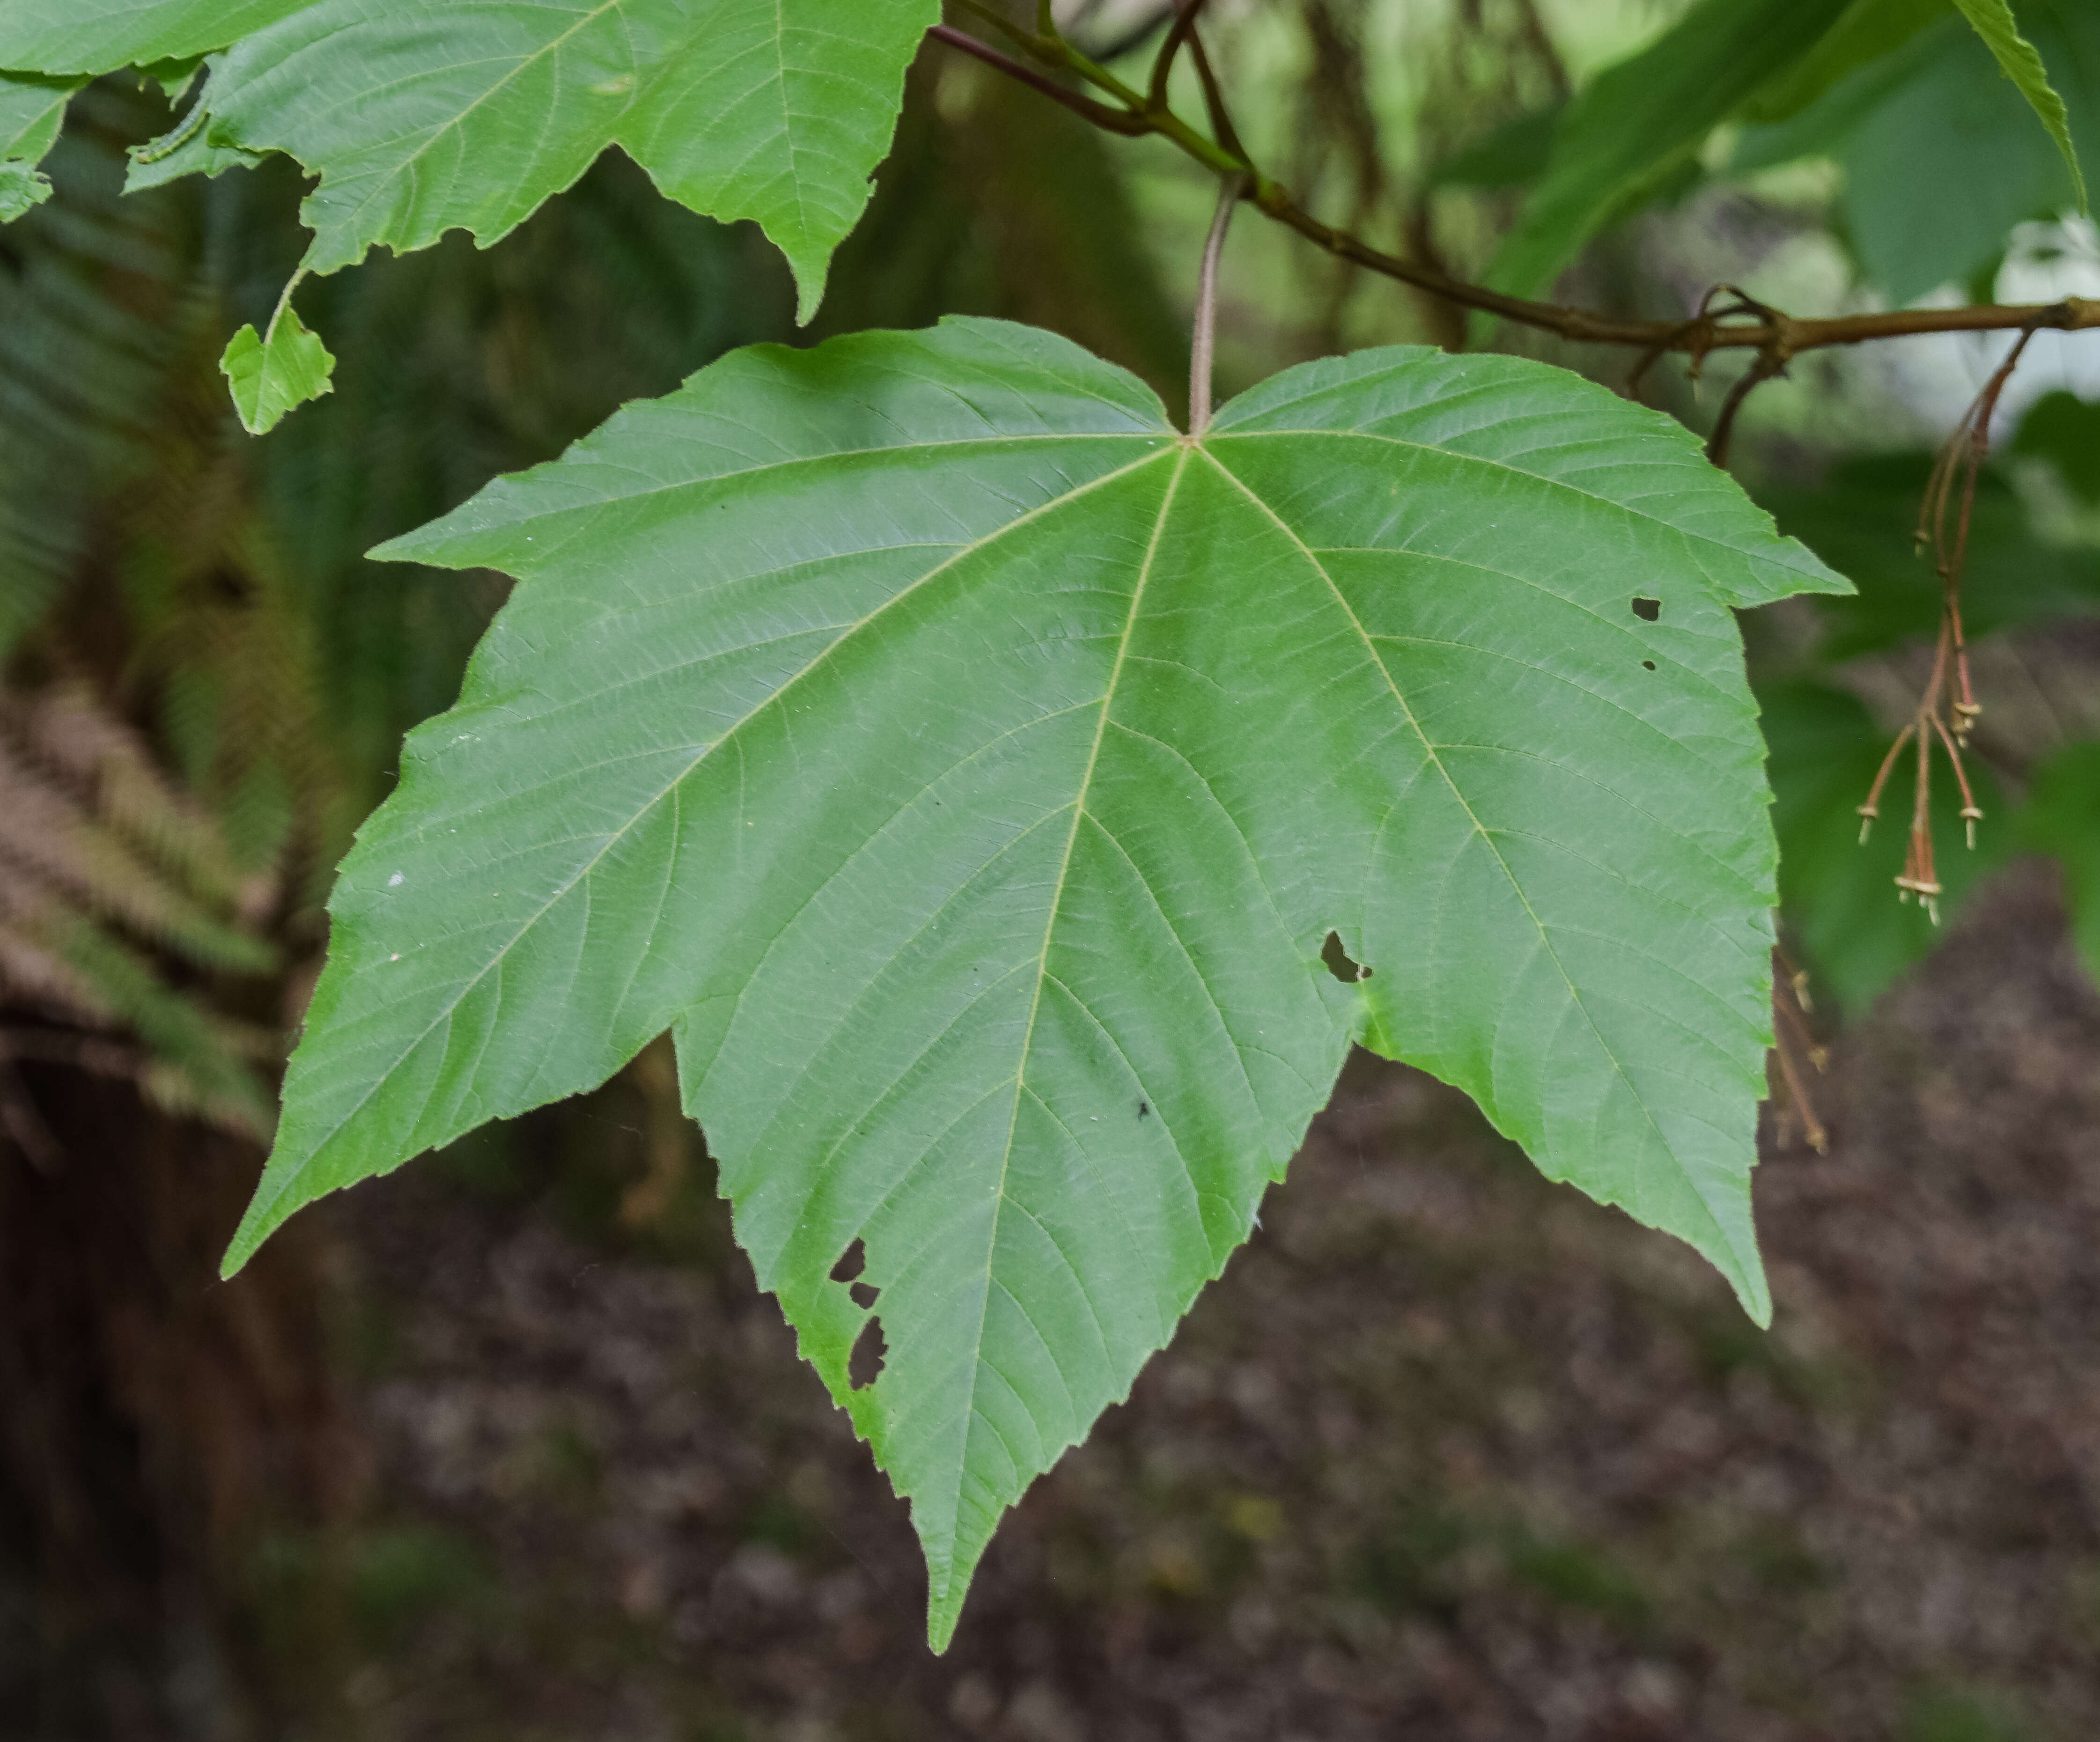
[
  {"x1": 1, "y1": 2, "x2": 936, "y2": 419},
  {"x1": 223, "y1": 319, "x2": 1846, "y2": 1646}
]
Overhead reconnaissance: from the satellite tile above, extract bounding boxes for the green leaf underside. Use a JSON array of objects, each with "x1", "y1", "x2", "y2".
[
  {"x1": 1482, "y1": 0, "x2": 1847, "y2": 303},
  {"x1": 0, "y1": 157, "x2": 48, "y2": 221},
  {"x1": 0, "y1": 0, "x2": 314, "y2": 74},
  {"x1": 0, "y1": 68, "x2": 81, "y2": 163},
  {"x1": 1951, "y1": 0, "x2": 2089, "y2": 212},
  {"x1": 221, "y1": 309, "x2": 336, "y2": 434},
  {"x1": 199, "y1": 0, "x2": 937, "y2": 320},
  {"x1": 226, "y1": 319, "x2": 1845, "y2": 1645}
]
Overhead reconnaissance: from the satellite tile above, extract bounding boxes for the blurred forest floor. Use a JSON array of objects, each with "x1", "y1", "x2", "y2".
[{"x1": 188, "y1": 857, "x2": 2100, "y2": 1742}]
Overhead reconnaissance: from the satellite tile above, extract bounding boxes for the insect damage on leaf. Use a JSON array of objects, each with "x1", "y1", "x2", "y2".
[
  {"x1": 220, "y1": 305, "x2": 335, "y2": 434},
  {"x1": 0, "y1": 161, "x2": 51, "y2": 223},
  {"x1": 1320, "y1": 930, "x2": 1372, "y2": 984},
  {"x1": 223, "y1": 316, "x2": 1846, "y2": 1648}
]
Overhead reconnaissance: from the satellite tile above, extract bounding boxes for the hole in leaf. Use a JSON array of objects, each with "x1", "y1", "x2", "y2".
[
  {"x1": 849, "y1": 1316, "x2": 886, "y2": 1390},
  {"x1": 1321, "y1": 930, "x2": 1373, "y2": 983},
  {"x1": 1632, "y1": 596, "x2": 1661, "y2": 621},
  {"x1": 850, "y1": 1279, "x2": 880, "y2": 1309},
  {"x1": 828, "y1": 1238, "x2": 866, "y2": 1285},
  {"x1": 1642, "y1": 660, "x2": 1657, "y2": 671}
]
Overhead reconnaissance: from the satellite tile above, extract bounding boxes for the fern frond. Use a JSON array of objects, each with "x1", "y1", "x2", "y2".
[{"x1": 0, "y1": 678, "x2": 276, "y2": 1139}]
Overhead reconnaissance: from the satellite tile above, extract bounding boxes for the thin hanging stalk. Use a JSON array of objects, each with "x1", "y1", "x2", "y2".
[
  {"x1": 1189, "y1": 172, "x2": 1248, "y2": 437},
  {"x1": 1862, "y1": 327, "x2": 2041, "y2": 911}
]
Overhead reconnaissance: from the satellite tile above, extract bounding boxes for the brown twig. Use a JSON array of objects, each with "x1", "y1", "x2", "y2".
[
  {"x1": 1856, "y1": 720, "x2": 1915, "y2": 843},
  {"x1": 1768, "y1": 949, "x2": 1829, "y2": 1154},
  {"x1": 1895, "y1": 694, "x2": 1941, "y2": 920},
  {"x1": 1769, "y1": 1027, "x2": 1830, "y2": 1155},
  {"x1": 1179, "y1": 8, "x2": 1249, "y2": 164},
  {"x1": 1774, "y1": 941, "x2": 1813, "y2": 1014},
  {"x1": 1941, "y1": 327, "x2": 2037, "y2": 734},
  {"x1": 929, "y1": 24, "x2": 2100, "y2": 360},
  {"x1": 1080, "y1": 1, "x2": 1180, "y2": 66},
  {"x1": 1706, "y1": 350, "x2": 1787, "y2": 466},
  {"x1": 931, "y1": 26, "x2": 1149, "y2": 135},
  {"x1": 1772, "y1": 979, "x2": 1828, "y2": 1073},
  {"x1": 1148, "y1": 0, "x2": 1208, "y2": 110}
]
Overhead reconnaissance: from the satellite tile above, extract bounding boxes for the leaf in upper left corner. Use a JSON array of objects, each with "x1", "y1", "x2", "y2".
[
  {"x1": 221, "y1": 308, "x2": 335, "y2": 434},
  {"x1": 201, "y1": 0, "x2": 939, "y2": 321},
  {"x1": 1, "y1": 67, "x2": 81, "y2": 220},
  {"x1": 0, "y1": 1, "x2": 315, "y2": 74}
]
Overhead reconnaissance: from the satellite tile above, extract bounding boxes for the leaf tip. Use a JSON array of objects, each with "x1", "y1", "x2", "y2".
[
  {"x1": 366, "y1": 514, "x2": 483, "y2": 570},
  {"x1": 217, "y1": 1216, "x2": 264, "y2": 1281},
  {"x1": 1714, "y1": 1221, "x2": 1773, "y2": 1328},
  {"x1": 784, "y1": 243, "x2": 833, "y2": 329},
  {"x1": 220, "y1": 1151, "x2": 304, "y2": 1279},
  {"x1": 923, "y1": 1566, "x2": 972, "y2": 1654},
  {"x1": 920, "y1": 1522, "x2": 989, "y2": 1653},
  {"x1": 1734, "y1": 1261, "x2": 1774, "y2": 1330},
  {"x1": 365, "y1": 528, "x2": 429, "y2": 566}
]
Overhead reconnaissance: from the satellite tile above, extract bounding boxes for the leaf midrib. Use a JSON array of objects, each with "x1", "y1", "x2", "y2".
[
  {"x1": 767, "y1": 0, "x2": 809, "y2": 241},
  {"x1": 935, "y1": 444, "x2": 1191, "y2": 1615}
]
